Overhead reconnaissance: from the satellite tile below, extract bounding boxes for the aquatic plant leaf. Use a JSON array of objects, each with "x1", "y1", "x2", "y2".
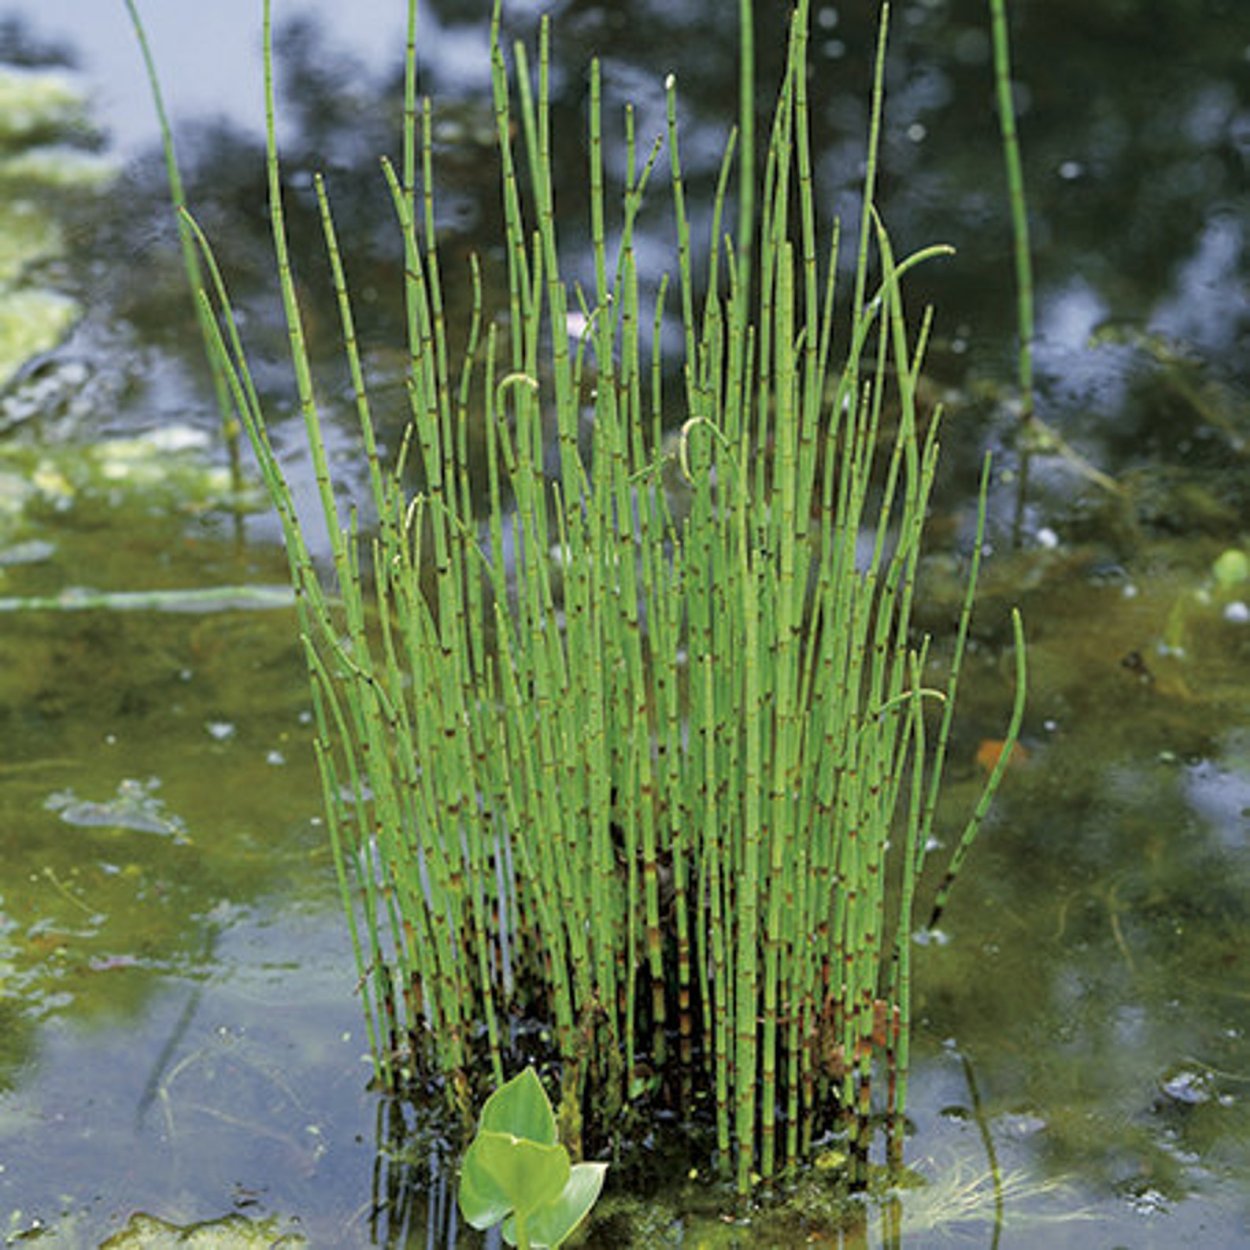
[
  {"x1": 458, "y1": 1135, "x2": 514, "y2": 1230},
  {"x1": 522, "y1": 1162, "x2": 610, "y2": 1249},
  {"x1": 478, "y1": 1067, "x2": 559, "y2": 1145},
  {"x1": 460, "y1": 1130, "x2": 570, "y2": 1228}
]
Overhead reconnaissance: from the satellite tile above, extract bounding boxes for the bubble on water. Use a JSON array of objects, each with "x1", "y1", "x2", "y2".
[
  {"x1": 1159, "y1": 1068, "x2": 1213, "y2": 1105},
  {"x1": 1128, "y1": 1187, "x2": 1170, "y2": 1215}
]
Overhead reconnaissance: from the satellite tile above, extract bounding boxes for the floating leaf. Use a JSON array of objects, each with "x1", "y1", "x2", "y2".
[
  {"x1": 522, "y1": 1162, "x2": 609, "y2": 1249},
  {"x1": 460, "y1": 1131, "x2": 570, "y2": 1231},
  {"x1": 478, "y1": 1067, "x2": 559, "y2": 1146}
]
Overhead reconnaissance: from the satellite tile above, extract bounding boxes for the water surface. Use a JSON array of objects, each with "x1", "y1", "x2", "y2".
[{"x1": 0, "y1": 1, "x2": 1248, "y2": 1245}]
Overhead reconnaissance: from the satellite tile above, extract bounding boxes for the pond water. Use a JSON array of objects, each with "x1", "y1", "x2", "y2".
[{"x1": 1, "y1": 0, "x2": 1248, "y2": 1245}]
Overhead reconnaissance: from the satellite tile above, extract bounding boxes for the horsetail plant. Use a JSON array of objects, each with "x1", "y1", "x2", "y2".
[{"x1": 184, "y1": 0, "x2": 1025, "y2": 1194}]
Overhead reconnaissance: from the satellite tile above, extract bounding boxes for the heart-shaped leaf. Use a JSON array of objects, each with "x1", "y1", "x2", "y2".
[
  {"x1": 478, "y1": 1067, "x2": 558, "y2": 1145},
  {"x1": 457, "y1": 1133, "x2": 513, "y2": 1231},
  {"x1": 460, "y1": 1130, "x2": 570, "y2": 1230},
  {"x1": 524, "y1": 1162, "x2": 609, "y2": 1248},
  {"x1": 458, "y1": 1069, "x2": 607, "y2": 1247}
]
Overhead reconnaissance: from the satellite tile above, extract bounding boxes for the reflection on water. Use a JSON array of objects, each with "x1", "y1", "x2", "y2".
[{"x1": 0, "y1": 0, "x2": 1247, "y2": 1245}]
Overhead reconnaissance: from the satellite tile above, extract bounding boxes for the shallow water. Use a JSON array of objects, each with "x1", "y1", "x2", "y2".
[{"x1": 0, "y1": 1, "x2": 1248, "y2": 1245}]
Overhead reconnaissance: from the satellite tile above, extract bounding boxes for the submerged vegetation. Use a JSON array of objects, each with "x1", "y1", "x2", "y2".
[
  {"x1": 0, "y1": 61, "x2": 112, "y2": 390},
  {"x1": 170, "y1": 0, "x2": 1024, "y2": 1194}
]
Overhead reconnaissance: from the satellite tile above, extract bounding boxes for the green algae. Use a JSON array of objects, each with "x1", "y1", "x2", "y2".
[
  {"x1": 0, "y1": 62, "x2": 115, "y2": 389},
  {"x1": 0, "y1": 197, "x2": 61, "y2": 284},
  {"x1": 99, "y1": 1211, "x2": 307, "y2": 1248},
  {"x1": 0, "y1": 66, "x2": 88, "y2": 146},
  {"x1": 0, "y1": 287, "x2": 79, "y2": 389},
  {"x1": 0, "y1": 424, "x2": 249, "y2": 560},
  {"x1": 0, "y1": 143, "x2": 115, "y2": 188},
  {"x1": 45, "y1": 776, "x2": 191, "y2": 842}
]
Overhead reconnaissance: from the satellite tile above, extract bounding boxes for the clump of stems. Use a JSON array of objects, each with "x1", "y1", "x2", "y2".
[{"x1": 189, "y1": 0, "x2": 1023, "y2": 1192}]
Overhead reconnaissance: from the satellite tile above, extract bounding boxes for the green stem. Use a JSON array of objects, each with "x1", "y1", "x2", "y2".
[
  {"x1": 123, "y1": 0, "x2": 244, "y2": 515},
  {"x1": 988, "y1": 0, "x2": 1037, "y2": 543},
  {"x1": 989, "y1": 0, "x2": 1035, "y2": 418}
]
